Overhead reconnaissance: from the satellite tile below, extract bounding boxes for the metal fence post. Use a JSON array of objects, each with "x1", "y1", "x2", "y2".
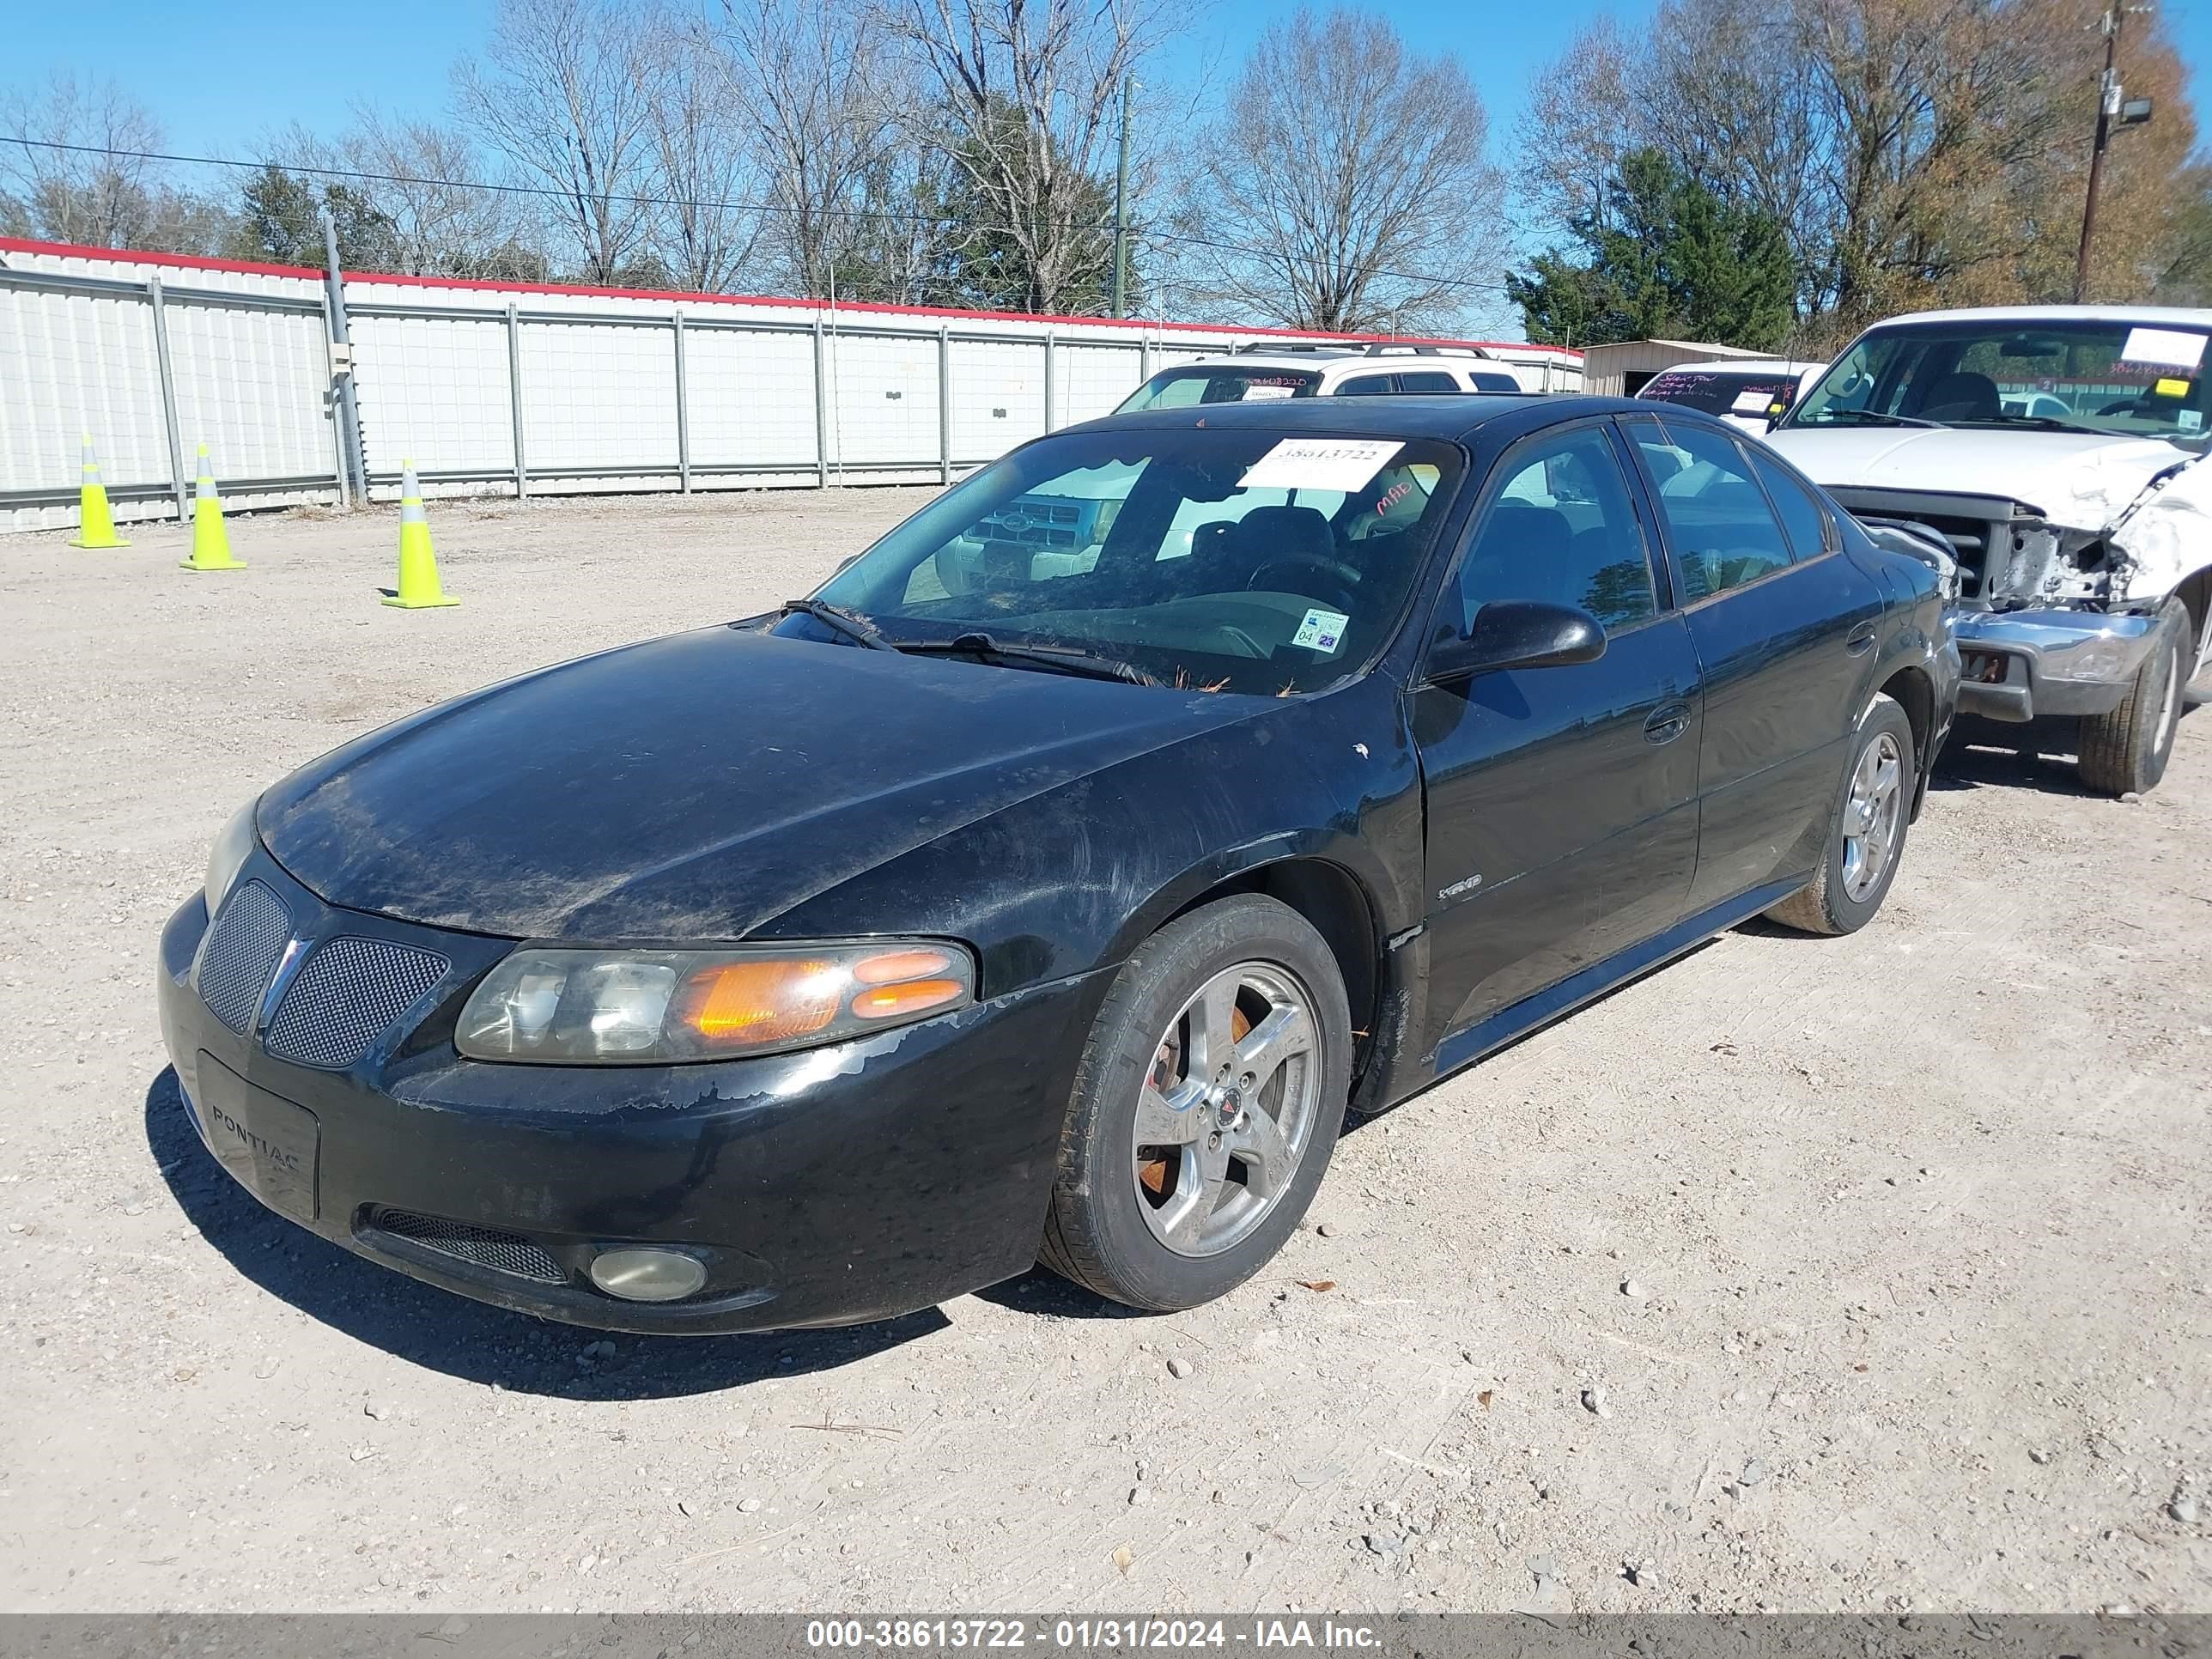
[
  {"x1": 505, "y1": 304, "x2": 527, "y2": 501},
  {"x1": 938, "y1": 325, "x2": 952, "y2": 485},
  {"x1": 1042, "y1": 328, "x2": 1057, "y2": 434},
  {"x1": 319, "y1": 207, "x2": 366, "y2": 507},
  {"x1": 672, "y1": 313, "x2": 691, "y2": 495},
  {"x1": 1139, "y1": 332, "x2": 1152, "y2": 385},
  {"x1": 812, "y1": 319, "x2": 830, "y2": 489},
  {"x1": 146, "y1": 276, "x2": 190, "y2": 524}
]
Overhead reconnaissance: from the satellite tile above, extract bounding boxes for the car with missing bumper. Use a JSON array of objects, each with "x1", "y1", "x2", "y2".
[
  {"x1": 158, "y1": 395, "x2": 1957, "y2": 1333},
  {"x1": 1765, "y1": 305, "x2": 2212, "y2": 794}
]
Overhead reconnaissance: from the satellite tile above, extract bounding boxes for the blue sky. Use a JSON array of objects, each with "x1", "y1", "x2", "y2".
[
  {"x1": 11, "y1": 0, "x2": 1651, "y2": 161},
  {"x1": 8, "y1": 0, "x2": 2211, "y2": 334}
]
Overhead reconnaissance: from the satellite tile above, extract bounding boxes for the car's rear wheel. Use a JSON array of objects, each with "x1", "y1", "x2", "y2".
[
  {"x1": 1765, "y1": 693, "x2": 1915, "y2": 937},
  {"x1": 1040, "y1": 895, "x2": 1350, "y2": 1311},
  {"x1": 2078, "y1": 597, "x2": 2189, "y2": 796}
]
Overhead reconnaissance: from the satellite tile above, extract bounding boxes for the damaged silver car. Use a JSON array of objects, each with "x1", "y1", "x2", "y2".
[{"x1": 1766, "y1": 306, "x2": 2212, "y2": 794}]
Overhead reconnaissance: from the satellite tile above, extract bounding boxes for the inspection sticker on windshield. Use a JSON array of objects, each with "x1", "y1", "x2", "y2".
[
  {"x1": 2120, "y1": 326, "x2": 2209, "y2": 370},
  {"x1": 1240, "y1": 438, "x2": 1404, "y2": 492},
  {"x1": 1292, "y1": 608, "x2": 1351, "y2": 653}
]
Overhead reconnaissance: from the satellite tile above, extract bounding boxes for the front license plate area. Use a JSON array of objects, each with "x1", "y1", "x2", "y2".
[{"x1": 193, "y1": 1052, "x2": 320, "y2": 1222}]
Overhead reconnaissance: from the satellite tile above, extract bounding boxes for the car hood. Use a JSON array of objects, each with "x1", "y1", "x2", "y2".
[
  {"x1": 258, "y1": 627, "x2": 1264, "y2": 940},
  {"x1": 1765, "y1": 426, "x2": 2193, "y2": 531}
]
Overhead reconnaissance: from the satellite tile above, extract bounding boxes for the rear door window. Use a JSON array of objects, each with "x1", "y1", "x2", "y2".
[
  {"x1": 1626, "y1": 417, "x2": 1796, "y2": 601},
  {"x1": 1746, "y1": 449, "x2": 1833, "y2": 560},
  {"x1": 1337, "y1": 374, "x2": 1400, "y2": 396},
  {"x1": 1397, "y1": 371, "x2": 1463, "y2": 392}
]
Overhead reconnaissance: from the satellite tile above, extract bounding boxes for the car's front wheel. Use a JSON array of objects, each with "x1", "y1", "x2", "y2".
[
  {"x1": 1041, "y1": 894, "x2": 1351, "y2": 1311},
  {"x1": 2078, "y1": 597, "x2": 2190, "y2": 796}
]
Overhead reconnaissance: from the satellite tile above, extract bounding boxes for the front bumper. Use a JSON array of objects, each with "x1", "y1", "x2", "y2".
[
  {"x1": 1948, "y1": 607, "x2": 2162, "y2": 722},
  {"x1": 156, "y1": 852, "x2": 1103, "y2": 1334}
]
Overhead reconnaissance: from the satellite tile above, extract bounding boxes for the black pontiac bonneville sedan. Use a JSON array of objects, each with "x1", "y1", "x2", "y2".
[{"x1": 158, "y1": 396, "x2": 1959, "y2": 1330}]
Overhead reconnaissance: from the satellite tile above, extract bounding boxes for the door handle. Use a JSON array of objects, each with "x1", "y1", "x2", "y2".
[
  {"x1": 1846, "y1": 622, "x2": 1878, "y2": 657},
  {"x1": 1644, "y1": 701, "x2": 1691, "y2": 744}
]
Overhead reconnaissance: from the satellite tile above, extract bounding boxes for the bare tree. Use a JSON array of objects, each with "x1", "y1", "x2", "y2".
[
  {"x1": 269, "y1": 113, "x2": 532, "y2": 279},
  {"x1": 1516, "y1": 0, "x2": 2197, "y2": 330},
  {"x1": 0, "y1": 73, "x2": 228, "y2": 253},
  {"x1": 455, "y1": 0, "x2": 656, "y2": 283},
  {"x1": 1181, "y1": 7, "x2": 1504, "y2": 333},
  {"x1": 635, "y1": 9, "x2": 761, "y2": 292},
  {"x1": 884, "y1": 0, "x2": 1171, "y2": 314},
  {"x1": 716, "y1": 0, "x2": 908, "y2": 297}
]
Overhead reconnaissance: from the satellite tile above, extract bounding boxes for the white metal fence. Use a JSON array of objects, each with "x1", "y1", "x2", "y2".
[{"x1": 0, "y1": 238, "x2": 1583, "y2": 535}]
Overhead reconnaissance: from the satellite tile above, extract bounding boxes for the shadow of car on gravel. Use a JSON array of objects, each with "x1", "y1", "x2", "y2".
[
  {"x1": 143, "y1": 1068, "x2": 945, "y2": 1397},
  {"x1": 1932, "y1": 702, "x2": 2200, "y2": 800}
]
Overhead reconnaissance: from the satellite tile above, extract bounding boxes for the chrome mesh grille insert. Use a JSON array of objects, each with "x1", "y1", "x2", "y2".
[
  {"x1": 371, "y1": 1209, "x2": 565, "y2": 1284},
  {"x1": 197, "y1": 881, "x2": 290, "y2": 1034},
  {"x1": 264, "y1": 937, "x2": 450, "y2": 1069}
]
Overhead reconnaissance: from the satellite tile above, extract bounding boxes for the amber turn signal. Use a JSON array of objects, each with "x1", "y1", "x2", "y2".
[
  {"x1": 852, "y1": 978, "x2": 967, "y2": 1019},
  {"x1": 681, "y1": 959, "x2": 843, "y2": 1043}
]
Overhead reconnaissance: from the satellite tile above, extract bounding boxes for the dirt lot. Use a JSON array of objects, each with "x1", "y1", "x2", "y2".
[{"x1": 1, "y1": 489, "x2": 2206, "y2": 1615}]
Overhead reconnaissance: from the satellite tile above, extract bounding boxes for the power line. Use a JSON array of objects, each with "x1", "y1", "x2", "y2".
[{"x1": 2, "y1": 136, "x2": 1518, "y2": 300}]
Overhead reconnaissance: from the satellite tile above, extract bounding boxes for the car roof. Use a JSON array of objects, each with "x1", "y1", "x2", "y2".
[
  {"x1": 1070, "y1": 392, "x2": 1662, "y2": 445},
  {"x1": 1868, "y1": 303, "x2": 2212, "y2": 330}
]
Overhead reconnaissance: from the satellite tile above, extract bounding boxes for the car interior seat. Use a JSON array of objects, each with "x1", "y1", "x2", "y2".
[{"x1": 1911, "y1": 371, "x2": 2002, "y2": 422}]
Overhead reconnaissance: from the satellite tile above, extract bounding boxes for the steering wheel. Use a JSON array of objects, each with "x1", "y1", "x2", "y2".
[{"x1": 1245, "y1": 555, "x2": 1361, "y2": 613}]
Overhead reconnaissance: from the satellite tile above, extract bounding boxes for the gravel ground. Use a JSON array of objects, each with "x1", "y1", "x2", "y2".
[{"x1": 1, "y1": 489, "x2": 2207, "y2": 1615}]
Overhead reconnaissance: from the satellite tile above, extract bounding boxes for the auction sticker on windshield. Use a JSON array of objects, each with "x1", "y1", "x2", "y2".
[
  {"x1": 1240, "y1": 438, "x2": 1403, "y2": 492},
  {"x1": 1240, "y1": 384, "x2": 1297, "y2": 401},
  {"x1": 1291, "y1": 608, "x2": 1351, "y2": 653},
  {"x1": 2120, "y1": 326, "x2": 2208, "y2": 370}
]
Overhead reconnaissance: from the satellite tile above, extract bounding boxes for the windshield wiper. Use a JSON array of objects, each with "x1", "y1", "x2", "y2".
[
  {"x1": 1805, "y1": 409, "x2": 1948, "y2": 429},
  {"x1": 780, "y1": 598, "x2": 895, "y2": 651},
  {"x1": 1952, "y1": 414, "x2": 2112, "y2": 437},
  {"x1": 896, "y1": 630, "x2": 1158, "y2": 686}
]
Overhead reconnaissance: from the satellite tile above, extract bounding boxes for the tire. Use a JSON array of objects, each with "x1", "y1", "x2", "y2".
[
  {"x1": 2078, "y1": 597, "x2": 2189, "y2": 797},
  {"x1": 1765, "y1": 693, "x2": 1916, "y2": 937},
  {"x1": 1039, "y1": 894, "x2": 1352, "y2": 1311}
]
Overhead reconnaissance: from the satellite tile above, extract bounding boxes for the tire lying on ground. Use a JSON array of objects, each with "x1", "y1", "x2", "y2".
[{"x1": 1041, "y1": 894, "x2": 1351, "y2": 1311}]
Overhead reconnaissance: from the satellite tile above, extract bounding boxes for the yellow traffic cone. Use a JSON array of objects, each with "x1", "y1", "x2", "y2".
[
  {"x1": 382, "y1": 460, "x2": 458, "y2": 609},
  {"x1": 179, "y1": 446, "x2": 245, "y2": 572},
  {"x1": 68, "y1": 434, "x2": 131, "y2": 548}
]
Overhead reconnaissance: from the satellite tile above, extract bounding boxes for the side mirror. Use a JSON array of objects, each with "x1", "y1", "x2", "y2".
[{"x1": 1428, "y1": 599, "x2": 1607, "y2": 681}]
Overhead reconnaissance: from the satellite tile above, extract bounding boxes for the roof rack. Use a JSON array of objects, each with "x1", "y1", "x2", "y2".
[{"x1": 1225, "y1": 340, "x2": 1496, "y2": 360}]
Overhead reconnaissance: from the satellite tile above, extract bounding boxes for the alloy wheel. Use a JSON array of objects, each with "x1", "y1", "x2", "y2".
[
  {"x1": 1132, "y1": 961, "x2": 1324, "y2": 1258},
  {"x1": 1841, "y1": 730, "x2": 1904, "y2": 902}
]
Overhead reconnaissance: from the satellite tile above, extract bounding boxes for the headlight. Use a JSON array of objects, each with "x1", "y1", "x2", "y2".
[
  {"x1": 454, "y1": 941, "x2": 977, "y2": 1065},
  {"x1": 203, "y1": 801, "x2": 259, "y2": 907}
]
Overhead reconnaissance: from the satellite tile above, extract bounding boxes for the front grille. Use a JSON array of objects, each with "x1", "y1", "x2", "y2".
[
  {"x1": 371, "y1": 1208, "x2": 566, "y2": 1284},
  {"x1": 264, "y1": 936, "x2": 450, "y2": 1068},
  {"x1": 197, "y1": 881, "x2": 291, "y2": 1033}
]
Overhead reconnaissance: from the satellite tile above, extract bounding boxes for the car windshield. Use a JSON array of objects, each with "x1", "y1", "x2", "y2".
[
  {"x1": 1782, "y1": 319, "x2": 2212, "y2": 447},
  {"x1": 1638, "y1": 368, "x2": 1803, "y2": 419},
  {"x1": 1115, "y1": 366, "x2": 1322, "y2": 412},
  {"x1": 799, "y1": 428, "x2": 1465, "y2": 695}
]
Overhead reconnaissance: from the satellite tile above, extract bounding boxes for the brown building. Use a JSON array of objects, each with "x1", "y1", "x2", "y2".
[{"x1": 1579, "y1": 338, "x2": 1773, "y2": 398}]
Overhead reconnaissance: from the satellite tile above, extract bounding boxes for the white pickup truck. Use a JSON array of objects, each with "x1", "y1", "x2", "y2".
[{"x1": 1765, "y1": 305, "x2": 2212, "y2": 795}]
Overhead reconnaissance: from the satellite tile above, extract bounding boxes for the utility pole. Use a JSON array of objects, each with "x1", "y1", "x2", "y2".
[
  {"x1": 2075, "y1": 3, "x2": 2157, "y2": 301},
  {"x1": 1111, "y1": 76, "x2": 1134, "y2": 319}
]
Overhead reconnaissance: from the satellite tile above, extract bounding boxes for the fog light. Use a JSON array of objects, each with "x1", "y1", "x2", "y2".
[{"x1": 589, "y1": 1247, "x2": 708, "y2": 1302}]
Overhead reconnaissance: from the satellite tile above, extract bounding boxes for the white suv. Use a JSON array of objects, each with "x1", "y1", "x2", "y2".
[{"x1": 1116, "y1": 345, "x2": 1536, "y2": 411}]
